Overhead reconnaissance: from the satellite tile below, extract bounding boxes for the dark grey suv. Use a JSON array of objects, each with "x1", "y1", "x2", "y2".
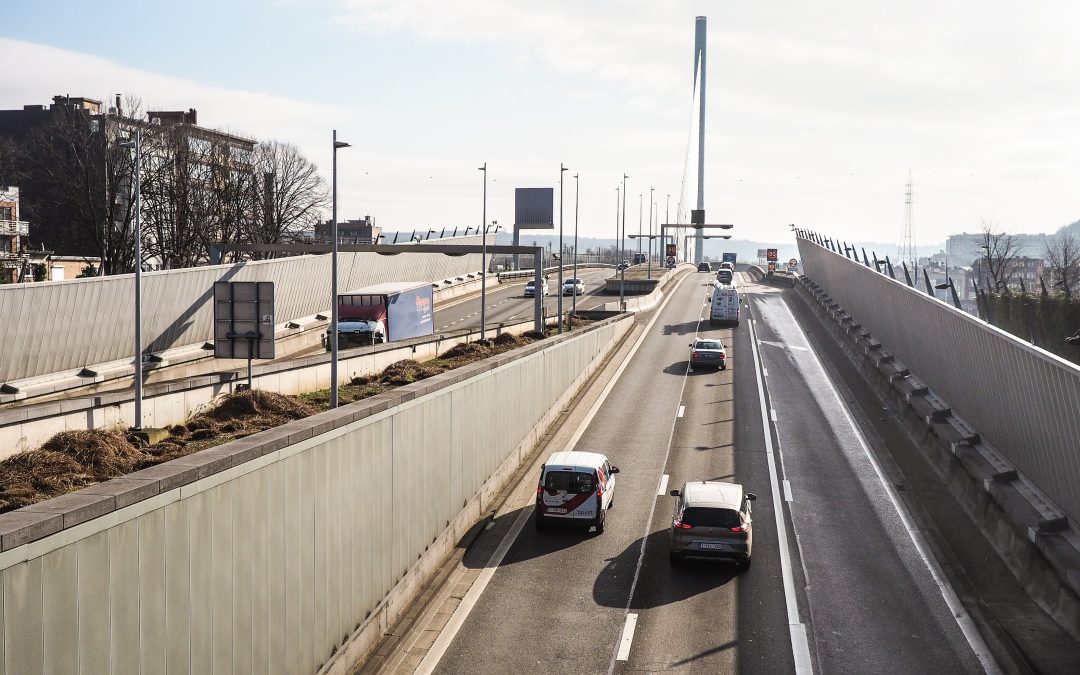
[{"x1": 669, "y1": 481, "x2": 756, "y2": 569}]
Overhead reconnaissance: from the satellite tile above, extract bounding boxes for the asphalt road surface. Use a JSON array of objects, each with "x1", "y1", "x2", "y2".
[
  {"x1": 433, "y1": 268, "x2": 617, "y2": 331},
  {"x1": 417, "y1": 271, "x2": 986, "y2": 674}
]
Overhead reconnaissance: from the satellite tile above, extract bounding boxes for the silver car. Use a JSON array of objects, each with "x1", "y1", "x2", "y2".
[
  {"x1": 689, "y1": 338, "x2": 727, "y2": 370},
  {"x1": 669, "y1": 481, "x2": 756, "y2": 568}
]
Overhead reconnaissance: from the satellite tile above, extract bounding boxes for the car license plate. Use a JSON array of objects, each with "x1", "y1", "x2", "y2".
[
  {"x1": 547, "y1": 507, "x2": 567, "y2": 514},
  {"x1": 698, "y1": 542, "x2": 724, "y2": 550}
]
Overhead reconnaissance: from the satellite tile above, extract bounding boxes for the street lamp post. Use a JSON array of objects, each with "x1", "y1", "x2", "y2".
[
  {"x1": 637, "y1": 193, "x2": 643, "y2": 262},
  {"x1": 119, "y1": 129, "x2": 143, "y2": 429},
  {"x1": 614, "y1": 185, "x2": 620, "y2": 266},
  {"x1": 479, "y1": 162, "x2": 488, "y2": 341},
  {"x1": 558, "y1": 163, "x2": 568, "y2": 333},
  {"x1": 330, "y1": 129, "x2": 351, "y2": 409},
  {"x1": 621, "y1": 174, "x2": 628, "y2": 310},
  {"x1": 647, "y1": 186, "x2": 654, "y2": 279},
  {"x1": 572, "y1": 173, "x2": 580, "y2": 322}
]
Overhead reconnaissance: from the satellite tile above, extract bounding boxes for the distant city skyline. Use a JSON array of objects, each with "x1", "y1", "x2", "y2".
[{"x1": 4, "y1": 1, "x2": 1080, "y2": 245}]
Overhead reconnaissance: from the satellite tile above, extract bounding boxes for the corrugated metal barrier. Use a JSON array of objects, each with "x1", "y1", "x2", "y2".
[
  {"x1": 0, "y1": 237, "x2": 486, "y2": 384},
  {"x1": 797, "y1": 236, "x2": 1080, "y2": 526}
]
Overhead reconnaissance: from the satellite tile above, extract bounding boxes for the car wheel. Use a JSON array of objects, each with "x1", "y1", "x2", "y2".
[
  {"x1": 534, "y1": 514, "x2": 546, "y2": 531},
  {"x1": 720, "y1": 364, "x2": 727, "y2": 371},
  {"x1": 739, "y1": 555, "x2": 752, "y2": 570},
  {"x1": 669, "y1": 550, "x2": 684, "y2": 564},
  {"x1": 595, "y1": 512, "x2": 605, "y2": 534}
]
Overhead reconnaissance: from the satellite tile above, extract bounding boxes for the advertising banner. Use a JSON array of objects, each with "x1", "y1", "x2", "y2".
[
  {"x1": 514, "y1": 188, "x2": 555, "y2": 229},
  {"x1": 387, "y1": 285, "x2": 434, "y2": 341}
]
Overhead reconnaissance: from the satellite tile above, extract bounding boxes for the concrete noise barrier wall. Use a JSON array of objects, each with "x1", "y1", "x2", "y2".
[
  {"x1": 0, "y1": 236, "x2": 486, "y2": 385},
  {"x1": 797, "y1": 237, "x2": 1080, "y2": 526},
  {"x1": 0, "y1": 314, "x2": 631, "y2": 674}
]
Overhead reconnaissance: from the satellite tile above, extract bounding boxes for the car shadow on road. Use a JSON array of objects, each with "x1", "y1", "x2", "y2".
[
  {"x1": 662, "y1": 320, "x2": 703, "y2": 336},
  {"x1": 592, "y1": 530, "x2": 738, "y2": 610},
  {"x1": 469, "y1": 506, "x2": 601, "y2": 569}
]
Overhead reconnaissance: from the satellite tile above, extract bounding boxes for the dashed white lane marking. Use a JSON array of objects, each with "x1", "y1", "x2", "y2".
[
  {"x1": 770, "y1": 408, "x2": 778, "y2": 422},
  {"x1": 615, "y1": 613, "x2": 639, "y2": 661},
  {"x1": 763, "y1": 367, "x2": 769, "y2": 377},
  {"x1": 677, "y1": 405, "x2": 685, "y2": 418},
  {"x1": 657, "y1": 474, "x2": 669, "y2": 496},
  {"x1": 783, "y1": 479, "x2": 794, "y2": 502}
]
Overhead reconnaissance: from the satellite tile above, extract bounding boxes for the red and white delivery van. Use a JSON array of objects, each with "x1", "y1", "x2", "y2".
[{"x1": 535, "y1": 451, "x2": 620, "y2": 533}]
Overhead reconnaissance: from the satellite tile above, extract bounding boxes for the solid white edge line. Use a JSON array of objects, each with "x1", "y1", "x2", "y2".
[
  {"x1": 657, "y1": 474, "x2": 670, "y2": 497},
  {"x1": 420, "y1": 271, "x2": 695, "y2": 675},
  {"x1": 677, "y1": 405, "x2": 685, "y2": 418},
  {"x1": 416, "y1": 504, "x2": 534, "y2": 675},
  {"x1": 783, "y1": 479, "x2": 794, "y2": 503},
  {"x1": 615, "y1": 613, "x2": 639, "y2": 661},
  {"x1": 747, "y1": 308, "x2": 814, "y2": 675},
  {"x1": 793, "y1": 320, "x2": 1002, "y2": 674}
]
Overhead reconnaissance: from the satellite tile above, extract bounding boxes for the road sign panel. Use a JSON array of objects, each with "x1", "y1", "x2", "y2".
[{"x1": 766, "y1": 248, "x2": 778, "y2": 262}]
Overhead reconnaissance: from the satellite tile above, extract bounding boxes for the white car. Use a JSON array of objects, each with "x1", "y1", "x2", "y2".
[
  {"x1": 535, "y1": 451, "x2": 619, "y2": 533},
  {"x1": 524, "y1": 279, "x2": 549, "y2": 297},
  {"x1": 562, "y1": 278, "x2": 585, "y2": 295}
]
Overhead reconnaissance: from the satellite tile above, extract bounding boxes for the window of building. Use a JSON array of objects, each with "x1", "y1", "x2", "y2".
[{"x1": 0, "y1": 206, "x2": 12, "y2": 221}]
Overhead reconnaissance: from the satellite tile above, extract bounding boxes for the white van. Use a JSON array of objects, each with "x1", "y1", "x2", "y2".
[
  {"x1": 535, "y1": 451, "x2": 619, "y2": 533},
  {"x1": 710, "y1": 286, "x2": 740, "y2": 326}
]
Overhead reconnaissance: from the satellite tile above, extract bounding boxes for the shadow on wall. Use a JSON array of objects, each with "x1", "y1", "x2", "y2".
[{"x1": 145, "y1": 262, "x2": 246, "y2": 354}]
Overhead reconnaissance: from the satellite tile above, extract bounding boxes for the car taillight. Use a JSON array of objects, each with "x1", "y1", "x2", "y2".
[
  {"x1": 536, "y1": 485, "x2": 543, "y2": 500},
  {"x1": 730, "y1": 525, "x2": 746, "y2": 533},
  {"x1": 674, "y1": 519, "x2": 693, "y2": 529},
  {"x1": 691, "y1": 352, "x2": 700, "y2": 359}
]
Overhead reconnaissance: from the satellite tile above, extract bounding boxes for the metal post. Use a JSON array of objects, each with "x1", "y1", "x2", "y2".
[
  {"x1": 647, "y1": 186, "x2": 654, "y2": 279},
  {"x1": 479, "y1": 162, "x2": 488, "y2": 341},
  {"x1": 614, "y1": 185, "x2": 620, "y2": 267},
  {"x1": 533, "y1": 250, "x2": 543, "y2": 333},
  {"x1": 572, "y1": 173, "x2": 579, "y2": 323},
  {"x1": 330, "y1": 130, "x2": 351, "y2": 408},
  {"x1": 637, "y1": 193, "x2": 642, "y2": 262},
  {"x1": 133, "y1": 128, "x2": 143, "y2": 429},
  {"x1": 621, "y1": 174, "x2": 628, "y2": 310},
  {"x1": 558, "y1": 163, "x2": 567, "y2": 333}
]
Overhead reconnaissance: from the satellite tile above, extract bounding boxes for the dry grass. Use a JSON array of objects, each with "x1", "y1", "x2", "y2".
[{"x1": 0, "y1": 331, "x2": 552, "y2": 514}]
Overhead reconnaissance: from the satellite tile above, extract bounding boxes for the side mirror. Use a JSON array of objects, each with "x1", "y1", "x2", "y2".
[
  {"x1": 611, "y1": 466, "x2": 620, "y2": 474},
  {"x1": 688, "y1": 343, "x2": 693, "y2": 347},
  {"x1": 746, "y1": 492, "x2": 757, "y2": 501},
  {"x1": 669, "y1": 489, "x2": 681, "y2": 497}
]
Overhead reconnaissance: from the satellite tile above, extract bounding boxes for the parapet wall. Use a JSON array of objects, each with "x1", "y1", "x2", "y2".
[{"x1": 0, "y1": 313, "x2": 632, "y2": 673}]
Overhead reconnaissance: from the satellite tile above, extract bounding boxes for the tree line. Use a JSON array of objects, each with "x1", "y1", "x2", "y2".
[{"x1": 0, "y1": 96, "x2": 328, "y2": 274}]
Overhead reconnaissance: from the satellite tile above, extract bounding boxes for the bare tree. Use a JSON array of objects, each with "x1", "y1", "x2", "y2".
[
  {"x1": 1045, "y1": 232, "x2": 1080, "y2": 298},
  {"x1": 978, "y1": 219, "x2": 1022, "y2": 291},
  {"x1": 246, "y1": 141, "x2": 328, "y2": 258},
  {"x1": 15, "y1": 105, "x2": 147, "y2": 274}
]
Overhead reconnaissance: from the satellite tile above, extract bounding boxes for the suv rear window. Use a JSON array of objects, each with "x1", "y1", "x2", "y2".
[
  {"x1": 545, "y1": 471, "x2": 595, "y2": 494},
  {"x1": 681, "y1": 506, "x2": 741, "y2": 528}
]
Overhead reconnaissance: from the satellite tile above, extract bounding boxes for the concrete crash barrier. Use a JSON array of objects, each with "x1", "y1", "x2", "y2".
[
  {"x1": 596, "y1": 263, "x2": 694, "y2": 313},
  {"x1": 0, "y1": 319, "x2": 540, "y2": 459},
  {"x1": 0, "y1": 235, "x2": 488, "y2": 386},
  {"x1": 792, "y1": 274, "x2": 1080, "y2": 642},
  {"x1": 0, "y1": 313, "x2": 633, "y2": 674}
]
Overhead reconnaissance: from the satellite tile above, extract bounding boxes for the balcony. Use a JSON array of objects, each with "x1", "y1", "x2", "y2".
[{"x1": 0, "y1": 220, "x2": 29, "y2": 237}]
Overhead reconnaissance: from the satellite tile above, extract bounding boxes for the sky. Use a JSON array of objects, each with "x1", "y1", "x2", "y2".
[{"x1": 5, "y1": 0, "x2": 1080, "y2": 249}]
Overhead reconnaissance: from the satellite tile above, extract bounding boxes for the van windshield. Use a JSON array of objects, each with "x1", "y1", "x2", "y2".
[
  {"x1": 545, "y1": 471, "x2": 595, "y2": 494},
  {"x1": 681, "y1": 507, "x2": 741, "y2": 528}
]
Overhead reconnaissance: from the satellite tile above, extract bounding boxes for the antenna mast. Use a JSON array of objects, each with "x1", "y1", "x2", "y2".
[{"x1": 898, "y1": 170, "x2": 916, "y2": 273}]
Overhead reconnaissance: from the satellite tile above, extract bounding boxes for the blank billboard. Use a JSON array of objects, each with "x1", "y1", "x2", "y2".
[{"x1": 514, "y1": 188, "x2": 554, "y2": 229}]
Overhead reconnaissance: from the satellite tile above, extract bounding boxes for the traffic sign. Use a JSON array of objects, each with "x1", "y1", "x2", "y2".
[
  {"x1": 788, "y1": 258, "x2": 798, "y2": 267},
  {"x1": 666, "y1": 255, "x2": 676, "y2": 268},
  {"x1": 766, "y1": 248, "x2": 778, "y2": 262}
]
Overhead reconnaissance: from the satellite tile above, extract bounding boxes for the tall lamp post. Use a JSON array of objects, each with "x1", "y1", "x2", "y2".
[
  {"x1": 614, "y1": 185, "x2": 620, "y2": 266},
  {"x1": 637, "y1": 193, "x2": 643, "y2": 261},
  {"x1": 330, "y1": 130, "x2": 351, "y2": 409},
  {"x1": 558, "y1": 163, "x2": 568, "y2": 333},
  {"x1": 479, "y1": 162, "x2": 488, "y2": 340},
  {"x1": 621, "y1": 174, "x2": 628, "y2": 310},
  {"x1": 647, "y1": 186, "x2": 654, "y2": 279},
  {"x1": 572, "y1": 172, "x2": 580, "y2": 322},
  {"x1": 118, "y1": 129, "x2": 143, "y2": 429}
]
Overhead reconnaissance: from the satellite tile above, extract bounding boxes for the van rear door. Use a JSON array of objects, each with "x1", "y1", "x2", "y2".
[{"x1": 541, "y1": 469, "x2": 598, "y2": 519}]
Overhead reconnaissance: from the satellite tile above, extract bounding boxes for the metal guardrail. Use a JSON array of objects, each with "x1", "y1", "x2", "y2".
[
  {"x1": 797, "y1": 235, "x2": 1080, "y2": 527},
  {"x1": 497, "y1": 263, "x2": 616, "y2": 282}
]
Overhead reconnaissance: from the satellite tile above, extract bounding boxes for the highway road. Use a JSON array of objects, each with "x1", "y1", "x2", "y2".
[
  {"x1": 433, "y1": 267, "x2": 617, "y2": 331},
  {"x1": 367, "y1": 270, "x2": 988, "y2": 674}
]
